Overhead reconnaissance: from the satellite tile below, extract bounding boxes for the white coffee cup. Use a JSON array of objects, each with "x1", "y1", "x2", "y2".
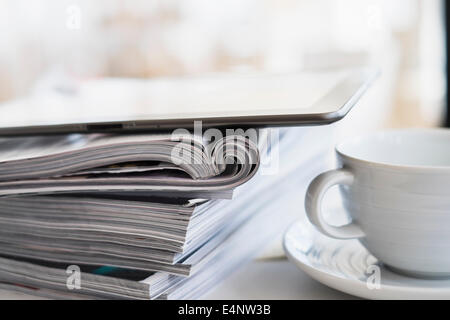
[{"x1": 305, "y1": 128, "x2": 450, "y2": 278}]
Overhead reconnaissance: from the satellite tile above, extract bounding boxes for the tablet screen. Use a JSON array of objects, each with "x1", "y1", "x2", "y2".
[{"x1": 0, "y1": 68, "x2": 376, "y2": 133}]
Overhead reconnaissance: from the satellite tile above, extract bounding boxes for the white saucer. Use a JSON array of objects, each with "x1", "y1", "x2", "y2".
[{"x1": 283, "y1": 220, "x2": 450, "y2": 299}]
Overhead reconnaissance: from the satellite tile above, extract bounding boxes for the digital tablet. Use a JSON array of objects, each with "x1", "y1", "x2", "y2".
[{"x1": 0, "y1": 67, "x2": 378, "y2": 135}]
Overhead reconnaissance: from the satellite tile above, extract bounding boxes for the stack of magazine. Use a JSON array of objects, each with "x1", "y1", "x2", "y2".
[{"x1": 0, "y1": 125, "x2": 334, "y2": 299}]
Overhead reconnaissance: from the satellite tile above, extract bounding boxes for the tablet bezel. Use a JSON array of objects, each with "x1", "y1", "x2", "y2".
[{"x1": 0, "y1": 68, "x2": 378, "y2": 136}]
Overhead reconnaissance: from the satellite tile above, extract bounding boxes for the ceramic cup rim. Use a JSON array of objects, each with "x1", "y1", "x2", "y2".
[{"x1": 336, "y1": 128, "x2": 450, "y2": 173}]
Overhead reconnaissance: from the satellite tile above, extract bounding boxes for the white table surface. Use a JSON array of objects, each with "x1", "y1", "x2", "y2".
[
  {"x1": 0, "y1": 258, "x2": 355, "y2": 300},
  {"x1": 205, "y1": 258, "x2": 356, "y2": 300}
]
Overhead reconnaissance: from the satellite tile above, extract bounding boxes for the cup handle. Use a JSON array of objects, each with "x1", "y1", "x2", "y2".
[{"x1": 305, "y1": 169, "x2": 365, "y2": 239}]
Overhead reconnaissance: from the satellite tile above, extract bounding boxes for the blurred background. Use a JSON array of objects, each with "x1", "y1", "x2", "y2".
[{"x1": 0, "y1": 0, "x2": 446, "y2": 131}]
